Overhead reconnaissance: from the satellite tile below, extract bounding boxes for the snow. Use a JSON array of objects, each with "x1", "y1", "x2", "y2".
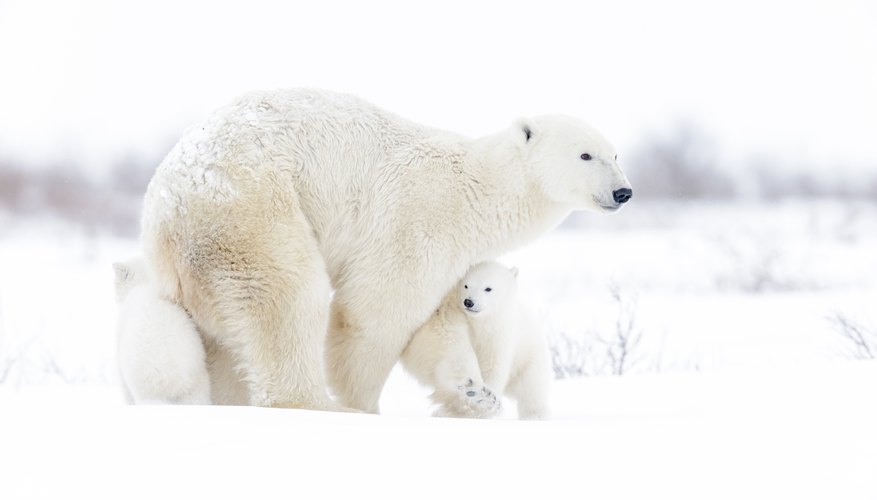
[
  {"x1": 3, "y1": 365, "x2": 876, "y2": 499},
  {"x1": 2, "y1": 200, "x2": 876, "y2": 499}
]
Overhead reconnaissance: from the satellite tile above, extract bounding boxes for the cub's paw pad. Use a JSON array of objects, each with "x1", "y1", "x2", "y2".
[{"x1": 455, "y1": 379, "x2": 501, "y2": 417}]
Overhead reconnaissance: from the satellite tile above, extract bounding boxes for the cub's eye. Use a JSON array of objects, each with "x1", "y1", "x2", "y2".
[
  {"x1": 580, "y1": 153, "x2": 592, "y2": 161},
  {"x1": 485, "y1": 287, "x2": 492, "y2": 292},
  {"x1": 615, "y1": 154, "x2": 618, "y2": 161},
  {"x1": 464, "y1": 285, "x2": 468, "y2": 289}
]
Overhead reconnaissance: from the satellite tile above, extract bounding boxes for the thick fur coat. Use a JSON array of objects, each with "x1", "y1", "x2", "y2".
[
  {"x1": 140, "y1": 88, "x2": 630, "y2": 412},
  {"x1": 114, "y1": 257, "x2": 211, "y2": 405}
]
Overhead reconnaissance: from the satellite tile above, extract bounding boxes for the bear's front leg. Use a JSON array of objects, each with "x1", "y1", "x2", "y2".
[{"x1": 325, "y1": 300, "x2": 411, "y2": 413}]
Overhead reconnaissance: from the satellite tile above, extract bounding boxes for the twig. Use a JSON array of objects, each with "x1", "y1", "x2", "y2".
[{"x1": 830, "y1": 313, "x2": 876, "y2": 360}]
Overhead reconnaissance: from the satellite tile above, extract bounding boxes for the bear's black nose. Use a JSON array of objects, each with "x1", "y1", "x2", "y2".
[
  {"x1": 464, "y1": 298, "x2": 474, "y2": 308},
  {"x1": 613, "y1": 188, "x2": 632, "y2": 204}
]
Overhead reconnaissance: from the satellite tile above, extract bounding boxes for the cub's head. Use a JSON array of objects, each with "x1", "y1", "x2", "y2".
[
  {"x1": 515, "y1": 115, "x2": 632, "y2": 213},
  {"x1": 457, "y1": 261, "x2": 519, "y2": 318},
  {"x1": 112, "y1": 257, "x2": 150, "y2": 302}
]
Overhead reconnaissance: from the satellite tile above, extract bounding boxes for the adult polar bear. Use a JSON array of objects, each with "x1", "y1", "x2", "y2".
[{"x1": 141, "y1": 88, "x2": 631, "y2": 413}]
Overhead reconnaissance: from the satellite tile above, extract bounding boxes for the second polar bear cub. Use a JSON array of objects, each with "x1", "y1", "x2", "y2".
[
  {"x1": 403, "y1": 261, "x2": 551, "y2": 419},
  {"x1": 114, "y1": 257, "x2": 211, "y2": 405}
]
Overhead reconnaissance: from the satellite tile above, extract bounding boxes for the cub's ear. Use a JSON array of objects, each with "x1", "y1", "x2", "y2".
[
  {"x1": 113, "y1": 262, "x2": 131, "y2": 283},
  {"x1": 510, "y1": 267, "x2": 519, "y2": 279},
  {"x1": 513, "y1": 118, "x2": 534, "y2": 145}
]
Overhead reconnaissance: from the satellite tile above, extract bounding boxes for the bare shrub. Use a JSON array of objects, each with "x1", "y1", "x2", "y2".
[
  {"x1": 601, "y1": 285, "x2": 644, "y2": 375},
  {"x1": 0, "y1": 360, "x2": 11, "y2": 384},
  {"x1": 0, "y1": 339, "x2": 85, "y2": 387},
  {"x1": 0, "y1": 336, "x2": 37, "y2": 386},
  {"x1": 549, "y1": 285, "x2": 646, "y2": 378},
  {"x1": 549, "y1": 330, "x2": 604, "y2": 379},
  {"x1": 712, "y1": 234, "x2": 812, "y2": 293},
  {"x1": 830, "y1": 313, "x2": 877, "y2": 360}
]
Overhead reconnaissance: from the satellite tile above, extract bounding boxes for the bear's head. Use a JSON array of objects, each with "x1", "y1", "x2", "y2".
[
  {"x1": 457, "y1": 261, "x2": 518, "y2": 318},
  {"x1": 515, "y1": 115, "x2": 632, "y2": 213}
]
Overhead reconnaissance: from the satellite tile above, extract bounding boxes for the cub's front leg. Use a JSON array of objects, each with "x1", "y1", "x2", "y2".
[
  {"x1": 431, "y1": 377, "x2": 501, "y2": 419},
  {"x1": 401, "y1": 308, "x2": 501, "y2": 418}
]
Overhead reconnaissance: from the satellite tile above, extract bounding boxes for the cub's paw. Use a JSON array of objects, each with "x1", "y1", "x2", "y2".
[{"x1": 432, "y1": 378, "x2": 502, "y2": 419}]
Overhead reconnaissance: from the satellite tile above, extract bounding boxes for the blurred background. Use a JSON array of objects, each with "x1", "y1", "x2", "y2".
[{"x1": 1, "y1": 0, "x2": 875, "y2": 405}]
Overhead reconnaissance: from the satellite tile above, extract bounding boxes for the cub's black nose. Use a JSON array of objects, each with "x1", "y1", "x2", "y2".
[
  {"x1": 613, "y1": 188, "x2": 632, "y2": 204},
  {"x1": 463, "y1": 298, "x2": 474, "y2": 308}
]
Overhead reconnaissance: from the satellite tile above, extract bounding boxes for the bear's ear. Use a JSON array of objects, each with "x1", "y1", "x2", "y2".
[
  {"x1": 510, "y1": 267, "x2": 519, "y2": 279},
  {"x1": 514, "y1": 118, "x2": 534, "y2": 145}
]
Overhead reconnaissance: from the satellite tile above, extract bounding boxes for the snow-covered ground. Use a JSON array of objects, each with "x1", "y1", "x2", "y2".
[{"x1": 2, "y1": 200, "x2": 876, "y2": 498}]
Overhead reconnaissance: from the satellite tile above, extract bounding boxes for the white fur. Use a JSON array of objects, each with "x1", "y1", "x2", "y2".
[
  {"x1": 140, "y1": 88, "x2": 630, "y2": 412},
  {"x1": 400, "y1": 286, "x2": 502, "y2": 419},
  {"x1": 402, "y1": 262, "x2": 551, "y2": 419},
  {"x1": 114, "y1": 258, "x2": 211, "y2": 405}
]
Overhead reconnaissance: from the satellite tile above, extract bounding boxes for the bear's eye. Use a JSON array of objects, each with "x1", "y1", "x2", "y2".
[
  {"x1": 485, "y1": 287, "x2": 492, "y2": 292},
  {"x1": 464, "y1": 285, "x2": 468, "y2": 289},
  {"x1": 580, "y1": 153, "x2": 592, "y2": 161},
  {"x1": 615, "y1": 154, "x2": 618, "y2": 161}
]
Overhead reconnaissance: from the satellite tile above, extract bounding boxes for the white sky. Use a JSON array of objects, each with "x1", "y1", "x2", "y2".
[{"x1": 0, "y1": 0, "x2": 875, "y2": 176}]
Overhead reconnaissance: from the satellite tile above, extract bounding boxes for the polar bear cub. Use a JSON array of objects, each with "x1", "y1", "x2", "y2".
[
  {"x1": 113, "y1": 257, "x2": 211, "y2": 405},
  {"x1": 402, "y1": 261, "x2": 551, "y2": 419}
]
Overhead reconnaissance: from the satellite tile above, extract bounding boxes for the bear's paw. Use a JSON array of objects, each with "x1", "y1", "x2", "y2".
[{"x1": 431, "y1": 378, "x2": 502, "y2": 419}]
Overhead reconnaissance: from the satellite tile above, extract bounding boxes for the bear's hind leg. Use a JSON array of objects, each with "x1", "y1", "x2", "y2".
[{"x1": 185, "y1": 205, "x2": 336, "y2": 410}]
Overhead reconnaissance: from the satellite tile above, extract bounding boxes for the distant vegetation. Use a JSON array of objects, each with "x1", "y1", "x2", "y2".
[
  {"x1": 626, "y1": 121, "x2": 877, "y2": 201},
  {"x1": 0, "y1": 154, "x2": 156, "y2": 237},
  {"x1": 1, "y1": 122, "x2": 875, "y2": 236}
]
